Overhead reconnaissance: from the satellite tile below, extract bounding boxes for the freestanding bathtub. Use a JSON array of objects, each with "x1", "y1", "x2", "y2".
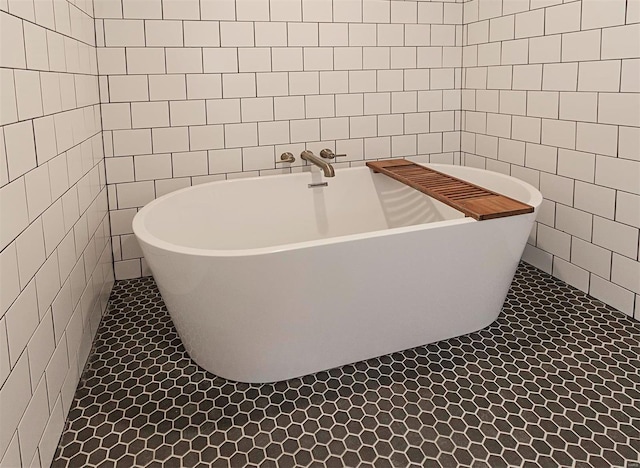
[{"x1": 133, "y1": 162, "x2": 543, "y2": 383}]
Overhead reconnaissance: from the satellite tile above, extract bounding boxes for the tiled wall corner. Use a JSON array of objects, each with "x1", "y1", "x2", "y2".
[
  {"x1": 0, "y1": 0, "x2": 114, "y2": 466},
  {"x1": 461, "y1": 0, "x2": 639, "y2": 319},
  {"x1": 93, "y1": 0, "x2": 466, "y2": 280}
]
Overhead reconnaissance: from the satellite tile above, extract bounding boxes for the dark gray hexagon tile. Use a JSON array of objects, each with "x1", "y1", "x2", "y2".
[{"x1": 51, "y1": 263, "x2": 640, "y2": 467}]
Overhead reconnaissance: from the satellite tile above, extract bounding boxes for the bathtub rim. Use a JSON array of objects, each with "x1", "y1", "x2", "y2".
[{"x1": 132, "y1": 163, "x2": 543, "y2": 258}]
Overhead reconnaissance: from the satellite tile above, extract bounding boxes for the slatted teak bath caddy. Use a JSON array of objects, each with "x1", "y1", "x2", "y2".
[{"x1": 367, "y1": 159, "x2": 534, "y2": 221}]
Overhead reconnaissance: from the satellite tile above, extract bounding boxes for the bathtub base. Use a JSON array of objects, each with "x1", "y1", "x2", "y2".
[{"x1": 148, "y1": 214, "x2": 530, "y2": 383}]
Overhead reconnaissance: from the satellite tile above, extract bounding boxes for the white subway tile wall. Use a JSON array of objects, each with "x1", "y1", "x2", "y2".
[
  {"x1": 96, "y1": 0, "x2": 465, "y2": 279},
  {"x1": 94, "y1": 0, "x2": 640, "y2": 321},
  {"x1": 461, "y1": 0, "x2": 640, "y2": 317},
  {"x1": 0, "y1": 1, "x2": 113, "y2": 467}
]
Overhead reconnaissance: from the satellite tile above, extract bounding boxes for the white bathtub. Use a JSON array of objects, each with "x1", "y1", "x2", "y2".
[{"x1": 133, "y1": 163, "x2": 543, "y2": 383}]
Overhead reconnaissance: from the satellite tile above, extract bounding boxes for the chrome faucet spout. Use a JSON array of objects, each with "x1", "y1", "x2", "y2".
[{"x1": 300, "y1": 150, "x2": 335, "y2": 177}]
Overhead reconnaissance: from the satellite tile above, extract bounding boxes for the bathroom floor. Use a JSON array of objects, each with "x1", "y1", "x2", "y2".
[{"x1": 52, "y1": 263, "x2": 640, "y2": 468}]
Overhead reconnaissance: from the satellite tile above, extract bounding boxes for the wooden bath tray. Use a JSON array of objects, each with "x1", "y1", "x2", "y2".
[{"x1": 367, "y1": 159, "x2": 534, "y2": 220}]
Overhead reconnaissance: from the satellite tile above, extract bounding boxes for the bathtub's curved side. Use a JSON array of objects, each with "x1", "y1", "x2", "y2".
[{"x1": 139, "y1": 210, "x2": 535, "y2": 383}]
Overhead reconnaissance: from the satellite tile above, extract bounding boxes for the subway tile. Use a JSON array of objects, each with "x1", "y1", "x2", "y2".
[
  {"x1": 166, "y1": 48, "x2": 203, "y2": 74},
  {"x1": 571, "y1": 237, "x2": 612, "y2": 279},
  {"x1": 207, "y1": 99, "x2": 241, "y2": 125},
  {"x1": 621, "y1": 59, "x2": 640, "y2": 93},
  {"x1": 513, "y1": 64, "x2": 542, "y2": 91},
  {"x1": 536, "y1": 224, "x2": 571, "y2": 261},
  {"x1": 0, "y1": 10, "x2": 26, "y2": 69},
  {"x1": 163, "y1": 0, "x2": 199, "y2": 20},
  {"x1": 222, "y1": 74, "x2": 257, "y2": 98},
  {"x1": 33, "y1": 115, "x2": 59, "y2": 164},
  {"x1": 105, "y1": 156, "x2": 134, "y2": 184},
  {"x1": 122, "y1": 0, "x2": 161, "y2": 19},
  {"x1": 272, "y1": 48, "x2": 303, "y2": 72},
  {"x1": 225, "y1": 122, "x2": 258, "y2": 148},
  {"x1": 200, "y1": 0, "x2": 236, "y2": 21},
  {"x1": 108, "y1": 75, "x2": 149, "y2": 102},
  {"x1": 27, "y1": 308, "x2": 55, "y2": 385},
  {"x1": 595, "y1": 155, "x2": 640, "y2": 195},
  {"x1": 34, "y1": 0, "x2": 55, "y2": 27},
  {"x1": 499, "y1": 90, "x2": 526, "y2": 116},
  {"x1": 601, "y1": 24, "x2": 640, "y2": 60},
  {"x1": 582, "y1": 0, "x2": 627, "y2": 30},
  {"x1": 529, "y1": 34, "x2": 561, "y2": 64},
  {"x1": 131, "y1": 102, "x2": 170, "y2": 128},
  {"x1": 578, "y1": 61, "x2": 621, "y2": 93},
  {"x1": 0, "y1": 178, "x2": 29, "y2": 252},
  {"x1": 5, "y1": 121, "x2": 37, "y2": 182},
  {"x1": 559, "y1": 92, "x2": 597, "y2": 123},
  {"x1": 152, "y1": 127, "x2": 189, "y2": 153},
  {"x1": 542, "y1": 63, "x2": 577, "y2": 92},
  {"x1": 189, "y1": 125, "x2": 224, "y2": 151},
  {"x1": 540, "y1": 172, "x2": 574, "y2": 205},
  {"x1": 557, "y1": 149, "x2": 594, "y2": 185},
  {"x1": 522, "y1": 244, "x2": 553, "y2": 274},
  {"x1": 574, "y1": 180, "x2": 616, "y2": 220},
  {"x1": 512, "y1": 116, "x2": 541, "y2": 144},
  {"x1": 45, "y1": 333, "x2": 69, "y2": 406},
  {"x1": 556, "y1": 203, "x2": 593, "y2": 241},
  {"x1": 24, "y1": 22, "x2": 49, "y2": 71},
  {"x1": 104, "y1": 19, "x2": 144, "y2": 47},
  {"x1": 527, "y1": 91, "x2": 559, "y2": 119},
  {"x1": 576, "y1": 123, "x2": 618, "y2": 157},
  {"x1": 38, "y1": 399, "x2": 65, "y2": 466},
  {"x1": 170, "y1": 101, "x2": 206, "y2": 127},
  {"x1": 126, "y1": 48, "x2": 165, "y2": 75},
  {"x1": 616, "y1": 192, "x2": 640, "y2": 228},
  {"x1": 115, "y1": 181, "x2": 155, "y2": 209},
  {"x1": 101, "y1": 103, "x2": 132, "y2": 131},
  {"x1": 187, "y1": 74, "x2": 222, "y2": 100},
  {"x1": 145, "y1": 20, "x2": 183, "y2": 46},
  {"x1": 515, "y1": 9, "x2": 544, "y2": 39},
  {"x1": 541, "y1": 119, "x2": 575, "y2": 150},
  {"x1": 562, "y1": 29, "x2": 601, "y2": 63},
  {"x1": 6, "y1": 280, "x2": 39, "y2": 367},
  {"x1": 113, "y1": 129, "x2": 152, "y2": 156},
  {"x1": 320, "y1": 71, "x2": 349, "y2": 94},
  {"x1": 363, "y1": 0, "x2": 388, "y2": 23},
  {"x1": 598, "y1": 93, "x2": 640, "y2": 127},
  {"x1": 258, "y1": 121, "x2": 290, "y2": 145},
  {"x1": 545, "y1": 1, "x2": 581, "y2": 35},
  {"x1": 525, "y1": 143, "x2": 557, "y2": 174},
  {"x1": 0, "y1": 352, "x2": 31, "y2": 457},
  {"x1": 0, "y1": 242, "x2": 20, "y2": 317},
  {"x1": 134, "y1": 154, "x2": 172, "y2": 181},
  {"x1": 148, "y1": 75, "x2": 186, "y2": 101},
  {"x1": 593, "y1": 216, "x2": 639, "y2": 259},
  {"x1": 611, "y1": 254, "x2": 640, "y2": 294},
  {"x1": 17, "y1": 375, "x2": 49, "y2": 465},
  {"x1": 208, "y1": 148, "x2": 243, "y2": 174},
  {"x1": 220, "y1": 22, "x2": 255, "y2": 47},
  {"x1": 242, "y1": 145, "x2": 275, "y2": 171},
  {"x1": 0, "y1": 68, "x2": 17, "y2": 126},
  {"x1": 172, "y1": 151, "x2": 208, "y2": 177},
  {"x1": 590, "y1": 274, "x2": 635, "y2": 316},
  {"x1": 552, "y1": 257, "x2": 589, "y2": 293},
  {"x1": 25, "y1": 163, "x2": 52, "y2": 221}
]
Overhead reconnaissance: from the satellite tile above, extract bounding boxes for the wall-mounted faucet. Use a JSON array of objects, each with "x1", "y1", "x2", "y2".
[
  {"x1": 300, "y1": 150, "x2": 335, "y2": 177},
  {"x1": 319, "y1": 149, "x2": 346, "y2": 159}
]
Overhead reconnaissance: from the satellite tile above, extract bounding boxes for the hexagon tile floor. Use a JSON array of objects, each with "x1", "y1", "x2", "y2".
[{"x1": 52, "y1": 262, "x2": 640, "y2": 468}]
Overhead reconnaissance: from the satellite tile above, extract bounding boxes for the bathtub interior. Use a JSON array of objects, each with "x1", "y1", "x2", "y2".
[{"x1": 140, "y1": 167, "x2": 467, "y2": 251}]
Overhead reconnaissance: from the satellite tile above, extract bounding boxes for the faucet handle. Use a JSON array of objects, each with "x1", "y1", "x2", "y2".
[
  {"x1": 278, "y1": 152, "x2": 295, "y2": 163},
  {"x1": 320, "y1": 149, "x2": 347, "y2": 159}
]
